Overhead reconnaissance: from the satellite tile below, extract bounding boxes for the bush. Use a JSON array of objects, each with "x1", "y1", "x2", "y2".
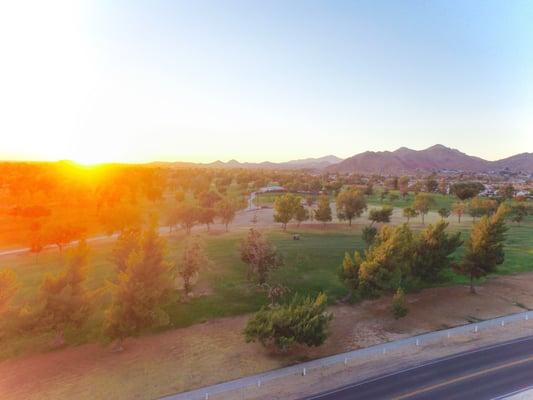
[
  {"x1": 391, "y1": 288, "x2": 408, "y2": 319},
  {"x1": 244, "y1": 292, "x2": 333, "y2": 352},
  {"x1": 361, "y1": 225, "x2": 377, "y2": 247}
]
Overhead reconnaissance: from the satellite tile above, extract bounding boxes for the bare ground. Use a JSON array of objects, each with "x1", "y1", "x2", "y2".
[{"x1": 3, "y1": 273, "x2": 533, "y2": 400}]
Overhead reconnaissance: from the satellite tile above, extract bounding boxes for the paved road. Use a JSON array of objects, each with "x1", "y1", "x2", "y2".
[{"x1": 305, "y1": 336, "x2": 533, "y2": 400}]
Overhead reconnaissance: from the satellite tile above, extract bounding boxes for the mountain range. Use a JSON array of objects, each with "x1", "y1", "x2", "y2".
[
  {"x1": 156, "y1": 145, "x2": 532, "y2": 174},
  {"x1": 327, "y1": 145, "x2": 532, "y2": 174}
]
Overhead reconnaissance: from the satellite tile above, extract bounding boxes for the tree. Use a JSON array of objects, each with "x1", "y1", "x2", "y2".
[
  {"x1": 179, "y1": 239, "x2": 209, "y2": 296},
  {"x1": 368, "y1": 206, "x2": 393, "y2": 226},
  {"x1": 510, "y1": 203, "x2": 529, "y2": 225},
  {"x1": 198, "y1": 190, "x2": 222, "y2": 208},
  {"x1": 175, "y1": 202, "x2": 200, "y2": 234},
  {"x1": 0, "y1": 269, "x2": 18, "y2": 315},
  {"x1": 388, "y1": 193, "x2": 399, "y2": 203},
  {"x1": 391, "y1": 288, "x2": 408, "y2": 319},
  {"x1": 240, "y1": 229, "x2": 283, "y2": 284},
  {"x1": 425, "y1": 177, "x2": 438, "y2": 193},
  {"x1": 358, "y1": 225, "x2": 415, "y2": 297},
  {"x1": 413, "y1": 193, "x2": 435, "y2": 224},
  {"x1": 44, "y1": 221, "x2": 85, "y2": 254},
  {"x1": 438, "y1": 208, "x2": 451, "y2": 219},
  {"x1": 294, "y1": 204, "x2": 309, "y2": 227},
  {"x1": 29, "y1": 224, "x2": 45, "y2": 264},
  {"x1": 438, "y1": 179, "x2": 448, "y2": 195},
  {"x1": 362, "y1": 225, "x2": 378, "y2": 247},
  {"x1": 38, "y1": 240, "x2": 91, "y2": 346},
  {"x1": 379, "y1": 188, "x2": 389, "y2": 202},
  {"x1": 216, "y1": 197, "x2": 238, "y2": 232},
  {"x1": 244, "y1": 293, "x2": 332, "y2": 352},
  {"x1": 468, "y1": 197, "x2": 498, "y2": 221},
  {"x1": 402, "y1": 207, "x2": 418, "y2": 223},
  {"x1": 412, "y1": 221, "x2": 462, "y2": 282},
  {"x1": 336, "y1": 188, "x2": 367, "y2": 226},
  {"x1": 314, "y1": 194, "x2": 332, "y2": 227},
  {"x1": 386, "y1": 176, "x2": 399, "y2": 190},
  {"x1": 399, "y1": 176, "x2": 409, "y2": 198},
  {"x1": 339, "y1": 251, "x2": 362, "y2": 297},
  {"x1": 450, "y1": 182, "x2": 484, "y2": 201},
  {"x1": 455, "y1": 205, "x2": 508, "y2": 293},
  {"x1": 105, "y1": 226, "x2": 173, "y2": 349},
  {"x1": 500, "y1": 184, "x2": 515, "y2": 199},
  {"x1": 274, "y1": 194, "x2": 301, "y2": 230},
  {"x1": 111, "y1": 228, "x2": 141, "y2": 273},
  {"x1": 198, "y1": 207, "x2": 216, "y2": 231},
  {"x1": 99, "y1": 202, "x2": 142, "y2": 236},
  {"x1": 452, "y1": 202, "x2": 466, "y2": 223}
]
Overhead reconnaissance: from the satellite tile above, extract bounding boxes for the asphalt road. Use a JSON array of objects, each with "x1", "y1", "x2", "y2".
[{"x1": 305, "y1": 336, "x2": 533, "y2": 400}]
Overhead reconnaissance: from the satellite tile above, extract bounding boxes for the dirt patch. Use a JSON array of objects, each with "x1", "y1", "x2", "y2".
[{"x1": 3, "y1": 273, "x2": 533, "y2": 400}]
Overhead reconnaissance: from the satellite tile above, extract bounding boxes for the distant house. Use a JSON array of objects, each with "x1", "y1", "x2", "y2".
[{"x1": 258, "y1": 185, "x2": 286, "y2": 193}]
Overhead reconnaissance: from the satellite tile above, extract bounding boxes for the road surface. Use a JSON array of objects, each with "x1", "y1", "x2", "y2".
[{"x1": 305, "y1": 336, "x2": 533, "y2": 400}]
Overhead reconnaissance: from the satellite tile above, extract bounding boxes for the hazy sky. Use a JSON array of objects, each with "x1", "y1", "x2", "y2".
[{"x1": 1, "y1": 1, "x2": 531, "y2": 164}]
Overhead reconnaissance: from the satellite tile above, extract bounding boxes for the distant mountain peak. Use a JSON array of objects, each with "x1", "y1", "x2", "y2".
[{"x1": 327, "y1": 144, "x2": 533, "y2": 174}]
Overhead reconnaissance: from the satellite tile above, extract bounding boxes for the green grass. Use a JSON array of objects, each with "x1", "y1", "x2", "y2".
[
  {"x1": 254, "y1": 190, "x2": 456, "y2": 211},
  {"x1": 1, "y1": 208, "x2": 532, "y2": 359}
]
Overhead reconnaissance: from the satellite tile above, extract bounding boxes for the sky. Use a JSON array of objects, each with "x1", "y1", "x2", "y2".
[{"x1": 0, "y1": 0, "x2": 532, "y2": 164}]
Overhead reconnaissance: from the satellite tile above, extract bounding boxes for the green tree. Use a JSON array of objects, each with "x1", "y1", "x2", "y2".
[
  {"x1": 358, "y1": 225, "x2": 415, "y2": 297},
  {"x1": 412, "y1": 221, "x2": 462, "y2": 282},
  {"x1": 198, "y1": 207, "x2": 216, "y2": 231},
  {"x1": 216, "y1": 197, "x2": 238, "y2": 232},
  {"x1": 111, "y1": 228, "x2": 141, "y2": 273},
  {"x1": 510, "y1": 203, "x2": 529, "y2": 225},
  {"x1": 336, "y1": 188, "x2": 367, "y2": 226},
  {"x1": 105, "y1": 226, "x2": 173, "y2": 349},
  {"x1": 413, "y1": 193, "x2": 435, "y2": 224},
  {"x1": 368, "y1": 206, "x2": 393, "y2": 226},
  {"x1": 240, "y1": 229, "x2": 283, "y2": 284},
  {"x1": 468, "y1": 197, "x2": 498, "y2": 221},
  {"x1": 399, "y1": 176, "x2": 410, "y2": 198},
  {"x1": 402, "y1": 207, "x2": 419, "y2": 223},
  {"x1": 0, "y1": 269, "x2": 18, "y2": 315},
  {"x1": 179, "y1": 239, "x2": 209, "y2": 295},
  {"x1": 425, "y1": 178, "x2": 438, "y2": 193},
  {"x1": 362, "y1": 225, "x2": 378, "y2": 247},
  {"x1": 391, "y1": 287, "x2": 408, "y2": 319},
  {"x1": 274, "y1": 194, "x2": 301, "y2": 230},
  {"x1": 438, "y1": 208, "x2": 451, "y2": 219},
  {"x1": 455, "y1": 205, "x2": 508, "y2": 293},
  {"x1": 339, "y1": 251, "x2": 362, "y2": 297},
  {"x1": 388, "y1": 193, "x2": 399, "y2": 203},
  {"x1": 314, "y1": 194, "x2": 332, "y2": 227},
  {"x1": 500, "y1": 184, "x2": 515, "y2": 199},
  {"x1": 244, "y1": 293, "x2": 333, "y2": 352},
  {"x1": 450, "y1": 182, "x2": 484, "y2": 201},
  {"x1": 38, "y1": 240, "x2": 91, "y2": 346},
  {"x1": 452, "y1": 201, "x2": 466, "y2": 223},
  {"x1": 294, "y1": 203, "x2": 310, "y2": 227},
  {"x1": 175, "y1": 202, "x2": 199, "y2": 234}
]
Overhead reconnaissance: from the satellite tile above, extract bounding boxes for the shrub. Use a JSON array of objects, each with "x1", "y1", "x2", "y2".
[
  {"x1": 391, "y1": 288, "x2": 408, "y2": 319},
  {"x1": 244, "y1": 292, "x2": 332, "y2": 352}
]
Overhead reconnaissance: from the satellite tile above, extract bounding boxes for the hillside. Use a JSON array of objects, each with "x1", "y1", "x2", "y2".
[{"x1": 327, "y1": 145, "x2": 533, "y2": 174}]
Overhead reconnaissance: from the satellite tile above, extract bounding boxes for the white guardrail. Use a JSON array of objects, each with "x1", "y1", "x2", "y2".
[{"x1": 161, "y1": 310, "x2": 533, "y2": 400}]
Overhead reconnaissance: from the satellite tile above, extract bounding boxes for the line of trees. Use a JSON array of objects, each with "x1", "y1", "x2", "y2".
[{"x1": 341, "y1": 204, "x2": 509, "y2": 318}]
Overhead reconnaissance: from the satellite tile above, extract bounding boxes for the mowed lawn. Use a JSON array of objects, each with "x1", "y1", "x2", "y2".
[
  {"x1": 1, "y1": 209, "x2": 532, "y2": 360},
  {"x1": 254, "y1": 189, "x2": 455, "y2": 210}
]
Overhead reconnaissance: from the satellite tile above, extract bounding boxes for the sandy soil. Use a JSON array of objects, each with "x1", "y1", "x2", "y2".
[{"x1": 2, "y1": 272, "x2": 533, "y2": 400}]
